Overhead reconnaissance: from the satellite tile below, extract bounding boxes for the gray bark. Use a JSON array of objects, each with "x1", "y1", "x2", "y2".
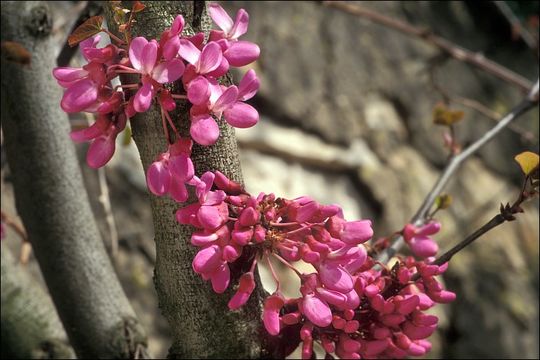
[
  {"x1": 104, "y1": 2, "x2": 277, "y2": 358},
  {"x1": 1, "y1": 1, "x2": 147, "y2": 358},
  {"x1": 1, "y1": 247, "x2": 75, "y2": 359}
]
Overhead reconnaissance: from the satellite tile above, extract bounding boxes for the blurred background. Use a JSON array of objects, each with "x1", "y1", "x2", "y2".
[{"x1": 1, "y1": 1, "x2": 539, "y2": 358}]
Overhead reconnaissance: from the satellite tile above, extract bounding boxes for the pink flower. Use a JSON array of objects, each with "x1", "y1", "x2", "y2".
[
  {"x1": 188, "y1": 71, "x2": 259, "y2": 145},
  {"x1": 159, "y1": 15, "x2": 185, "y2": 60},
  {"x1": 263, "y1": 293, "x2": 285, "y2": 335},
  {"x1": 178, "y1": 40, "x2": 224, "y2": 77},
  {"x1": 146, "y1": 138, "x2": 194, "y2": 202},
  {"x1": 228, "y1": 272, "x2": 256, "y2": 309},
  {"x1": 129, "y1": 37, "x2": 185, "y2": 112},
  {"x1": 70, "y1": 113, "x2": 126, "y2": 168},
  {"x1": 403, "y1": 222, "x2": 440, "y2": 258},
  {"x1": 208, "y1": 3, "x2": 260, "y2": 67},
  {"x1": 53, "y1": 62, "x2": 107, "y2": 113}
]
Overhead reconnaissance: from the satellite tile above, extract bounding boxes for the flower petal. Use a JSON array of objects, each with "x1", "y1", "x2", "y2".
[
  {"x1": 87, "y1": 136, "x2": 115, "y2": 168},
  {"x1": 210, "y1": 263, "x2": 230, "y2": 293},
  {"x1": 133, "y1": 82, "x2": 154, "y2": 113},
  {"x1": 302, "y1": 294, "x2": 332, "y2": 327},
  {"x1": 208, "y1": 3, "x2": 234, "y2": 33},
  {"x1": 162, "y1": 35, "x2": 181, "y2": 61},
  {"x1": 224, "y1": 41, "x2": 260, "y2": 67},
  {"x1": 169, "y1": 154, "x2": 194, "y2": 181},
  {"x1": 192, "y1": 245, "x2": 222, "y2": 274},
  {"x1": 190, "y1": 115, "x2": 219, "y2": 146},
  {"x1": 129, "y1": 36, "x2": 148, "y2": 71},
  {"x1": 141, "y1": 40, "x2": 158, "y2": 75},
  {"x1": 169, "y1": 178, "x2": 189, "y2": 202},
  {"x1": 179, "y1": 38, "x2": 201, "y2": 66},
  {"x1": 198, "y1": 42, "x2": 223, "y2": 74},
  {"x1": 146, "y1": 160, "x2": 171, "y2": 196},
  {"x1": 61, "y1": 79, "x2": 98, "y2": 113},
  {"x1": 187, "y1": 76, "x2": 211, "y2": 105},
  {"x1": 52, "y1": 67, "x2": 88, "y2": 83},
  {"x1": 229, "y1": 9, "x2": 249, "y2": 39},
  {"x1": 152, "y1": 58, "x2": 185, "y2": 83},
  {"x1": 319, "y1": 263, "x2": 354, "y2": 292},
  {"x1": 238, "y1": 69, "x2": 260, "y2": 101},
  {"x1": 340, "y1": 220, "x2": 373, "y2": 245},
  {"x1": 223, "y1": 102, "x2": 258, "y2": 128},
  {"x1": 213, "y1": 85, "x2": 239, "y2": 114}
]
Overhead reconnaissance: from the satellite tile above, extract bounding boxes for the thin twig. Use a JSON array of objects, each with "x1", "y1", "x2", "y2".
[
  {"x1": 428, "y1": 63, "x2": 537, "y2": 144},
  {"x1": 323, "y1": 1, "x2": 533, "y2": 92},
  {"x1": 377, "y1": 79, "x2": 539, "y2": 264},
  {"x1": 493, "y1": 0, "x2": 538, "y2": 54}
]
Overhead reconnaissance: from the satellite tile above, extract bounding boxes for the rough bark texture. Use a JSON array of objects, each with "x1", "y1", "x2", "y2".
[
  {"x1": 1, "y1": 2, "x2": 147, "y2": 358},
  {"x1": 1, "y1": 248, "x2": 75, "y2": 359},
  {"x1": 104, "y1": 2, "x2": 273, "y2": 358}
]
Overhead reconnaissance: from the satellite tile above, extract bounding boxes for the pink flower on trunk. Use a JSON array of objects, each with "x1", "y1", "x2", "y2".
[
  {"x1": 207, "y1": 3, "x2": 260, "y2": 67},
  {"x1": 188, "y1": 70, "x2": 260, "y2": 146},
  {"x1": 129, "y1": 37, "x2": 185, "y2": 113},
  {"x1": 146, "y1": 138, "x2": 194, "y2": 202}
]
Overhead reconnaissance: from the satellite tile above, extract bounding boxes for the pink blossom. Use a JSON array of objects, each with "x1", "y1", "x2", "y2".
[
  {"x1": 129, "y1": 37, "x2": 185, "y2": 112},
  {"x1": 403, "y1": 221, "x2": 440, "y2": 258},
  {"x1": 146, "y1": 138, "x2": 194, "y2": 202},
  {"x1": 70, "y1": 113, "x2": 126, "y2": 168},
  {"x1": 208, "y1": 3, "x2": 260, "y2": 67}
]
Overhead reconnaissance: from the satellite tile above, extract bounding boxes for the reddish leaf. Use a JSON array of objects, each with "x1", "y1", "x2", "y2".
[
  {"x1": 132, "y1": 1, "x2": 146, "y2": 13},
  {"x1": 1, "y1": 41, "x2": 31, "y2": 65},
  {"x1": 67, "y1": 15, "x2": 104, "y2": 47}
]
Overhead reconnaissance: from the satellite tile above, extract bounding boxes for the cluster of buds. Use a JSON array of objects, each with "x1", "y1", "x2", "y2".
[
  {"x1": 176, "y1": 171, "x2": 455, "y2": 359},
  {"x1": 53, "y1": 3, "x2": 260, "y2": 173}
]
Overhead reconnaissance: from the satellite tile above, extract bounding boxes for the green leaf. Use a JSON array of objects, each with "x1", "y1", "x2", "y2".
[
  {"x1": 433, "y1": 103, "x2": 464, "y2": 126},
  {"x1": 67, "y1": 16, "x2": 104, "y2": 47},
  {"x1": 122, "y1": 126, "x2": 132, "y2": 147},
  {"x1": 435, "y1": 194, "x2": 453, "y2": 210},
  {"x1": 514, "y1": 151, "x2": 539, "y2": 176}
]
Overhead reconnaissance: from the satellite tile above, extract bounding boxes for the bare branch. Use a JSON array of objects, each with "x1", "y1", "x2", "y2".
[
  {"x1": 377, "y1": 79, "x2": 539, "y2": 264},
  {"x1": 493, "y1": 1, "x2": 538, "y2": 54},
  {"x1": 323, "y1": 1, "x2": 533, "y2": 92}
]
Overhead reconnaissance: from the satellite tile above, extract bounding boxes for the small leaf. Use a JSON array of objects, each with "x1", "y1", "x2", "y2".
[
  {"x1": 435, "y1": 194, "x2": 453, "y2": 210},
  {"x1": 1, "y1": 41, "x2": 31, "y2": 65},
  {"x1": 67, "y1": 15, "x2": 104, "y2": 47},
  {"x1": 514, "y1": 151, "x2": 539, "y2": 176},
  {"x1": 132, "y1": 1, "x2": 146, "y2": 13},
  {"x1": 122, "y1": 126, "x2": 132, "y2": 146},
  {"x1": 433, "y1": 103, "x2": 464, "y2": 126}
]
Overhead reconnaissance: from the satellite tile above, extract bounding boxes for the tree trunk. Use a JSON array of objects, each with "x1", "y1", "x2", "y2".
[
  {"x1": 1, "y1": 247, "x2": 75, "y2": 359},
  {"x1": 104, "y1": 2, "x2": 274, "y2": 358},
  {"x1": 1, "y1": 2, "x2": 147, "y2": 358}
]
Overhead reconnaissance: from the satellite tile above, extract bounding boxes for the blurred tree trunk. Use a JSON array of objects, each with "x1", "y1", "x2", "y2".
[
  {"x1": 104, "y1": 2, "x2": 278, "y2": 358},
  {"x1": 1, "y1": 247, "x2": 75, "y2": 359},
  {"x1": 1, "y1": 1, "x2": 147, "y2": 357}
]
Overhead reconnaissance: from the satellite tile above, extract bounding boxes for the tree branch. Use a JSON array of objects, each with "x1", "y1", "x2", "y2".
[
  {"x1": 1, "y1": 247, "x2": 75, "y2": 359},
  {"x1": 377, "y1": 79, "x2": 539, "y2": 264},
  {"x1": 103, "y1": 2, "x2": 275, "y2": 358},
  {"x1": 1, "y1": 2, "x2": 147, "y2": 357},
  {"x1": 323, "y1": 1, "x2": 533, "y2": 92}
]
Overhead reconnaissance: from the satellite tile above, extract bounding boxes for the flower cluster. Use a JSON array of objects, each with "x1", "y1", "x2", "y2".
[
  {"x1": 176, "y1": 171, "x2": 455, "y2": 359},
  {"x1": 53, "y1": 4, "x2": 456, "y2": 359},
  {"x1": 53, "y1": 3, "x2": 260, "y2": 174}
]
